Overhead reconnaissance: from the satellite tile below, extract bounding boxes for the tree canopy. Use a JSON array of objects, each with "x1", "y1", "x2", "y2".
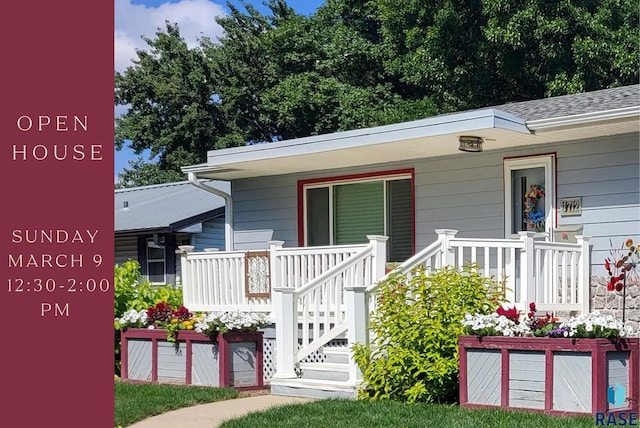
[{"x1": 115, "y1": 0, "x2": 639, "y2": 187}]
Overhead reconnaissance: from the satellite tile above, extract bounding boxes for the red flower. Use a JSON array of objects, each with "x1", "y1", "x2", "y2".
[
  {"x1": 496, "y1": 305, "x2": 520, "y2": 323},
  {"x1": 172, "y1": 305, "x2": 192, "y2": 321}
]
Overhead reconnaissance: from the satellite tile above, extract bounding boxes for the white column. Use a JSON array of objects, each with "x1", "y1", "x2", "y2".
[
  {"x1": 518, "y1": 231, "x2": 536, "y2": 307},
  {"x1": 576, "y1": 235, "x2": 591, "y2": 314},
  {"x1": 344, "y1": 285, "x2": 368, "y2": 385},
  {"x1": 435, "y1": 229, "x2": 458, "y2": 267},
  {"x1": 271, "y1": 287, "x2": 298, "y2": 379}
]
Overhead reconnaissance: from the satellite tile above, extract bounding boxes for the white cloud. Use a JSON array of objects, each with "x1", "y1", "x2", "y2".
[{"x1": 114, "y1": 0, "x2": 226, "y2": 73}]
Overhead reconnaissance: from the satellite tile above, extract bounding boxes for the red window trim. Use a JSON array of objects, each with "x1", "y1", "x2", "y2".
[{"x1": 297, "y1": 168, "x2": 415, "y2": 256}]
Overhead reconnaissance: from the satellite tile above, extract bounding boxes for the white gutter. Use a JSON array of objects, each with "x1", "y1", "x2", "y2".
[
  {"x1": 527, "y1": 106, "x2": 640, "y2": 131},
  {"x1": 187, "y1": 172, "x2": 234, "y2": 251}
]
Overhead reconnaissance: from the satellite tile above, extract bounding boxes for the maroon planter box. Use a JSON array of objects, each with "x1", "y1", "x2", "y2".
[
  {"x1": 459, "y1": 335, "x2": 639, "y2": 416},
  {"x1": 120, "y1": 328, "x2": 264, "y2": 390}
]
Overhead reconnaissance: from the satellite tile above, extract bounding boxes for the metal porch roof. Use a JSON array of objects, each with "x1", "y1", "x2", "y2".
[{"x1": 114, "y1": 180, "x2": 228, "y2": 234}]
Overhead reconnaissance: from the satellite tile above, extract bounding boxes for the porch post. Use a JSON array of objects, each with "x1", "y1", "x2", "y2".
[
  {"x1": 344, "y1": 285, "x2": 368, "y2": 385},
  {"x1": 435, "y1": 229, "x2": 458, "y2": 267},
  {"x1": 576, "y1": 235, "x2": 591, "y2": 314},
  {"x1": 518, "y1": 232, "x2": 536, "y2": 307},
  {"x1": 366, "y1": 235, "x2": 388, "y2": 280},
  {"x1": 268, "y1": 240, "x2": 284, "y2": 289},
  {"x1": 271, "y1": 287, "x2": 298, "y2": 379},
  {"x1": 177, "y1": 247, "x2": 193, "y2": 307}
]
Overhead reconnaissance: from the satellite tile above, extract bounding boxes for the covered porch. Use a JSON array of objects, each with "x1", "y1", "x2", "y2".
[{"x1": 179, "y1": 229, "x2": 591, "y2": 397}]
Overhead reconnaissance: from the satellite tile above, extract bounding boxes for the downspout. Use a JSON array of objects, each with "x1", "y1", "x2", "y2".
[{"x1": 187, "y1": 172, "x2": 234, "y2": 251}]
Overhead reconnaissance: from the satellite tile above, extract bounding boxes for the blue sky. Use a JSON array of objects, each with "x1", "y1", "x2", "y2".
[{"x1": 114, "y1": 0, "x2": 325, "y2": 182}]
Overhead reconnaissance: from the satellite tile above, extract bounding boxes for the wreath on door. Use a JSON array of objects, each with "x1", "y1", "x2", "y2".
[{"x1": 524, "y1": 184, "x2": 545, "y2": 232}]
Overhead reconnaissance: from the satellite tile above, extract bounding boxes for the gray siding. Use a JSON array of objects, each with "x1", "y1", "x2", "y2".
[
  {"x1": 230, "y1": 133, "x2": 639, "y2": 274},
  {"x1": 554, "y1": 133, "x2": 639, "y2": 276},
  {"x1": 115, "y1": 236, "x2": 137, "y2": 265},
  {"x1": 193, "y1": 218, "x2": 226, "y2": 251}
]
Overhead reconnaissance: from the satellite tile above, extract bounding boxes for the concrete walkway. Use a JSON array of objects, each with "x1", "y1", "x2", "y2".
[{"x1": 127, "y1": 394, "x2": 314, "y2": 428}]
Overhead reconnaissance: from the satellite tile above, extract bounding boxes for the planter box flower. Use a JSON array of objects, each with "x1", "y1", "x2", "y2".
[
  {"x1": 459, "y1": 336, "x2": 639, "y2": 416},
  {"x1": 120, "y1": 328, "x2": 264, "y2": 390},
  {"x1": 459, "y1": 303, "x2": 639, "y2": 416}
]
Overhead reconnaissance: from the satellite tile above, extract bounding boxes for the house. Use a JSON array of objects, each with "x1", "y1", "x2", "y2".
[
  {"x1": 176, "y1": 84, "x2": 639, "y2": 398},
  {"x1": 114, "y1": 180, "x2": 229, "y2": 286}
]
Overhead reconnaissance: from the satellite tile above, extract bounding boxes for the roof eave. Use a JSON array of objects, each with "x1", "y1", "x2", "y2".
[
  {"x1": 181, "y1": 109, "x2": 530, "y2": 179},
  {"x1": 527, "y1": 106, "x2": 640, "y2": 132}
]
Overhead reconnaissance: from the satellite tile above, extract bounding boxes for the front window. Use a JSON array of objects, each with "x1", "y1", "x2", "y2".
[
  {"x1": 302, "y1": 171, "x2": 413, "y2": 262},
  {"x1": 146, "y1": 238, "x2": 166, "y2": 284}
]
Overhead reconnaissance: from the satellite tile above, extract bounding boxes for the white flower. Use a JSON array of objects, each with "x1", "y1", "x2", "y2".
[
  {"x1": 118, "y1": 309, "x2": 148, "y2": 328},
  {"x1": 194, "y1": 310, "x2": 271, "y2": 335},
  {"x1": 461, "y1": 311, "x2": 531, "y2": 337},
  {"x1": 558, "y1": 311, "x2": 629, "y2": 338}
]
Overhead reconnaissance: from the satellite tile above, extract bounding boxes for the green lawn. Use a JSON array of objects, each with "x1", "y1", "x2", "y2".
[
  {"x1": 218, "y1": 398, "x2": 596, "y2": 428},
  {"x1": 114, "y1": 380, "x2": 239, "y2": 427},
  {"x1": 114, "y1": 381, "x2": 597, "y2": 428}
]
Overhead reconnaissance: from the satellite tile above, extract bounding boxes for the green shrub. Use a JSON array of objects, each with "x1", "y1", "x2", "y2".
[
  {"x1": 352, "y1": 264, "x2": 505, "y2": 403},
  {"x1": 113, "y1": 260, "x2": 183, "y2": 375},
  {"x1": 114, "y1": 260, "x2": 183, "y2": 319}
]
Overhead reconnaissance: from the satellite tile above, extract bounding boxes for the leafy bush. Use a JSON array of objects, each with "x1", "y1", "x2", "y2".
[
  {"x1": 352, "y1": 264, "x2": 504, "y2": 403},
  {"x1": 113, "y1": 260, "x2": 183, "y2": 375},
  {"x1": 114, "y1": 260, "x2": 182, "y2": 320}
]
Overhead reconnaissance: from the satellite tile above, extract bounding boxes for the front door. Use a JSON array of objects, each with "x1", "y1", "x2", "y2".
[{"x1": 504, "y1": 154, "x2": 556, "y2": 239}]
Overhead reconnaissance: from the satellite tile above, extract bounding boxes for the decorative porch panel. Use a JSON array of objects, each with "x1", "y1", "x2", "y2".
[{"x1": 459, "y1": 336, "x2": 639, "y2": 416}]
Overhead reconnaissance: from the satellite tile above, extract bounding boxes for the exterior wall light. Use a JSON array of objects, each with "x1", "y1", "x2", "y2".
[{"x1": 458, "y1": 136, "x2": 484, "y2": 152}]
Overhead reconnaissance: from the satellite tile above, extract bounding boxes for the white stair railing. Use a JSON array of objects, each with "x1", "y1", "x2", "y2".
[
  {"x1": 272, "y1": 235, "x2": 387, "y2": 382},
  {"x1": 367, "y1": 230, "x2": 590, "y2": 317}
]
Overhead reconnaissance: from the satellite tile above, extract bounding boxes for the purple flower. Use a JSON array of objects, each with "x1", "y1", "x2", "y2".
[{"x1": 546, "y1": 326, "x2": 569, "y2": 338}]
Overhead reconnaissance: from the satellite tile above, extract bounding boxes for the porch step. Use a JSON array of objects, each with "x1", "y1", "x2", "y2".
[
  {"x1": 270, "y1": 377, "x2": 358, "y2": 400},
  {"x1": 298, "y1": 362, "x2": 349, "y2": 382},
  {"x1": 321, "y1": 346, "x2": 351, "y2": 364}
]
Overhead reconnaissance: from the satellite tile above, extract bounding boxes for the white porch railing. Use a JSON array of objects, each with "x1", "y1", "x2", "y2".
[
  {"x1": 180, "y1": 241, "x2": 374, "y2": 312},
  {"x1": 180, "y1": 229, "x2": 591, "y2": 386},
  {"x1": 373, "y1": 229, "x2": 591, "y2": 314}
]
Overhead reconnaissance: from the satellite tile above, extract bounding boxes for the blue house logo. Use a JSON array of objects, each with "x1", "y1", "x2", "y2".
[{"x1": 608, "y1": 384, "x2": 626, "y2": 408}]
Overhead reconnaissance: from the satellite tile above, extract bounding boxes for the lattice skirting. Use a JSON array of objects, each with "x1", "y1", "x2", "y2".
[{"x1": 262, "y1": 338, "x2": 348, "y2": 382}]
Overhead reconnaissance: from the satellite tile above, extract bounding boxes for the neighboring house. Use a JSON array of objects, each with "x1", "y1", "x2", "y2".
[
  {"x1": 115, "y1": 180, "x2": 228, "y2": 286},
  {"x1": 177, "y1": 85, "x2": 639, "y2": 398}
]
